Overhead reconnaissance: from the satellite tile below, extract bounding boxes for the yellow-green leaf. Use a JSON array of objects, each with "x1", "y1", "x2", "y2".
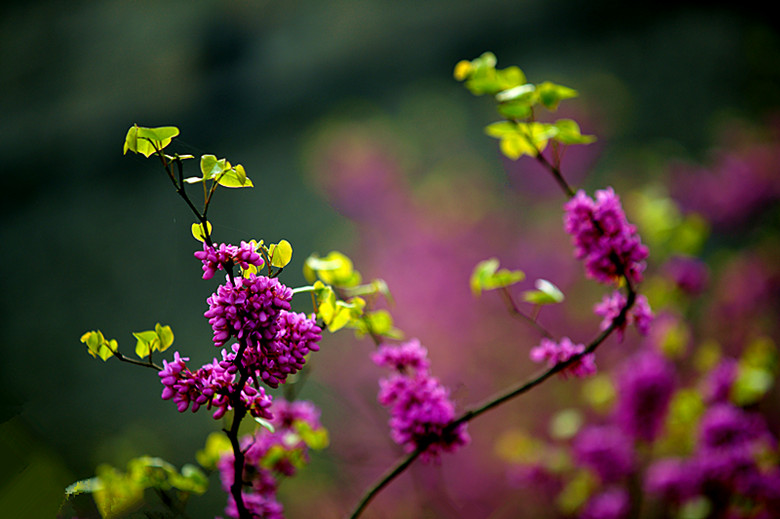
[
  {"x1": 269, "y1": 240, "x2": 293, "y2": 268},
  {"x1": 191, "y1": 221, "x2": 212, "y2": 242},
  {"x1": 123, "y1": 125, "x2": 179, "y2": 158}
]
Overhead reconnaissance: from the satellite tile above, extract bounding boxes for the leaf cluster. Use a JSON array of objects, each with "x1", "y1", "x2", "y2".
[
  {"x1": 65, "y1": 456, "x2": 207, "y2": 519},
  {"x1": 301, "y1": 251, "x2": 401, "y2": 339},
  {"x1": 454, "y1": 52, "x2": 595, "y2": 159}
]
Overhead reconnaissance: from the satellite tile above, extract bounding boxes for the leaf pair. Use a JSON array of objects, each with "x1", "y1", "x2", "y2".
[
  {"x1": 184, "y1": 154, "x2": 253, "y2": 188},
  {"x1": 470, "y1": 258, "x2": 564, "y2": 305},
  {"x1": 484, "y1": 119, "x2": 595, "y2": 160},
  {"x1": 132, "y1": 323, "x2": 174, "y2": 359}
]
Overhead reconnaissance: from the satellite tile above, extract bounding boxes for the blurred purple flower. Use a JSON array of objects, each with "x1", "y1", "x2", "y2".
[
  {"x1": 573, "y1": 425, "x2": 635, "y2": 483},
  {"x1": 662, "y1": 255, "x2": 709, "y2": 296},
  {"x1": 614, "y1": 349, "x2": 675, "y2": 442},
  {"x1": 580, "y1": 487, "x2": 630, "y2": 519}
]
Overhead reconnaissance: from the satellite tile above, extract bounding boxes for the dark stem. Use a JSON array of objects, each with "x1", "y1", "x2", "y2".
[
  {"x1": 111, "y1": 350, "x2": 162, "y2": 371},
  {"x1": 498, "y1": 287, "x2": 553, "y2": 339},
  {"x1": 225, "y1": 369, "x2": 251, "y2": 519},
  {"x1": 534, "y1": 151, "x2": 575, "y2": 198},
  {"x1": 347, "y1": 449, "x2": 423, "y2": 519}
]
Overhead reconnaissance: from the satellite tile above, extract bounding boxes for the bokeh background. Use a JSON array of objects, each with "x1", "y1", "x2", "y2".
[{"x1": 2, "y1": 1, "x2": 779, "y2": 518}]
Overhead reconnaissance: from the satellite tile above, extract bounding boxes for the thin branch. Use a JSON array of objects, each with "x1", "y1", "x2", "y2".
[
  {"x1": 498, "y1": 287, "x2": 553, "y2": 339},
  {"x1": 347, "y1": 449, "x2": 423, "y2": 519},
  {"x1": 111, "y1": 351, "x2": 162, "y2": 371}
]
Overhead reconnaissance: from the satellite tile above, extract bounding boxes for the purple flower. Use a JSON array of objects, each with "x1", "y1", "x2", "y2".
[
  {"x1": 594, "y1": 291, "x2": 653, "y2": 341},
  {"x1": 663, "y1": 255, "x2": 709, "y2": 296},
  {"x1": 371, "y1": 337, "x2": 430, "y2": 373},
  {"x1": 573, "y1": 425, "x2": 635, "y2": 483},
  {"x1": 530, "y1": 337, "x2": 596, "y2": 378},
  {"x1": 374, "y1": 340, "x2": 470, "y2": 462},
  {"x1": 563, "y1": 188, "x2": 648, "y2": 285},
  {"x1": 233, "y1": 310, "x2": 322, "y2": 388},
  {"x1": 158, "y1": 351, "x2": 273, "y2": 420},
  {"x1": 614, "y1": 349, "x2": 675, "y2": 442},
  {"x1": 203, "y1": 273, "x2": 293, "y2": 349},
  {"x1": 580, "y1": 488, "x2": 630, "y2": 519},
  {"x1": 194, "y1": 241, "x2": 264, "y2": 280}
]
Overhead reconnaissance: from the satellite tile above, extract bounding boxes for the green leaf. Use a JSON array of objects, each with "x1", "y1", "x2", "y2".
[
  {"x1": 351, "y1": 310, "x2": 403, "y2": 339},
  {"x1": 552, "y1": 119, "x2": 596, "y2": 145},
  {"x1": 269, "y1": 240, "x2": 293, "y2": 268},
  {"x1": 80, "y1": 330, "x2": 116, "y2": 361},
  {"x1": 216, "y1": 164, "x2": 254, "y2": 188},
  {"x1": 522, "y1": 279, "x2": 565, "y2": 305},
  {"x1": 304, "y1": 251, "x2": 362, "y2": 287},
  {"x1": 123, "y1": 125, "x2": 179, "y2": 157},
  {"x1": 200, "y1": 154, "x2": 224, "y2": 179},
  {"x1": 133, "y1": 330, "x2": 158, "y2": 359},
  {"x1": 295, "y1": 421, "x2": 330, "y2": 450},
  {"x1": 65, "y1": 477, "x2": 103, "y2": 496},
  {"x1": 255, "y1": 416, "x2": 276, "y2": 433},
  {"x1": 495, "y1": 83, "x2": 536, "y2": 103},
  {"x1": 536, "y1": 81, "x2": 579, "y2": 110},
  {"x1": 196, "y1": 433, "x2": 232, "y2": 471},
  {"x1": 470, "y1": 258, "x2": 525, "y2": 296},
  {"x1": 191, "y1": 221, "x2": 212, "y2": 242},
  {"x1": 154, "y1": 323, "x2": 174, "y2": 353}
]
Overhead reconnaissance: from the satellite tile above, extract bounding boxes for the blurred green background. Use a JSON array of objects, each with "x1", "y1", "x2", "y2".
[{"x1": 1, "y1": 1, "x2": 779, "y2": 517}]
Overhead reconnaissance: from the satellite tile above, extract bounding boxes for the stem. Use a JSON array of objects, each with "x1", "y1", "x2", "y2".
[
  {"x1": 534, "y1": 151, "x2": 575, "y2": 198},
  {"x1": 347, "y1": 449, "x2": 423, "y2": 519},
  {"x1": 111, "y1": 350, "x2": 162, "y2": 371},
  {"x1": 498, "y1": 287, "x2": 553, "y2": 339}
]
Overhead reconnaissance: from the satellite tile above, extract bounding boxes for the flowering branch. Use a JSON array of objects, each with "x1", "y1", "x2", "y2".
[{"x1": 347, "y1": 279, "x2": 636, "y2": 519}]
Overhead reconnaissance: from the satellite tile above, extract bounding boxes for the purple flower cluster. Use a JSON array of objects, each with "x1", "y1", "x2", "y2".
[
  {"x1": 646, "y1": 403, "x2": 780, "y2": 512},
  {"x1": 614, "y1": 349, "x2": 675, "y2": 442},
  {"x1": 217, "y1": 399, "x2": 325, "y2": 519},
  {"x1": 204, "y1": 274, "x2": 293, "y2": 348},
  {"x1": 563, "y1": 188, "x2": 649, "y2": 285},
  {"x1": 529, "y1": 337, "x2": 596, "y2": 378},
  {"x1": 373, "y1": 339, "x2": 470, "y2": 462},
  {"x1": 593, "y1": 291, "x2": 653, "y2": 341},
  {"x1": 159, "y1": 266, "x2": 322, "y2": 418},
  {"x1": 194, "y1": 241, "x2": 264, "y2": 280},
  {"x1": 228, "y1": 309, "x2": 322, "y2": 388},
  {"x1": 158, "y1": 351, "x2": 273, "y2": 420},
  {"x1": 202, "y1": 273, "x2": 321, "y2": 388}
]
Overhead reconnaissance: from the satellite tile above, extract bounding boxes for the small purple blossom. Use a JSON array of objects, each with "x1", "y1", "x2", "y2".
[
  {"x1": 614, "y1": 349, "x2": 675, "y2": 442},
  {"x1": 563, "y1": 188, "x2": 648, "y2": 285},
  {"x1": 158, "y1": 351, "x2": 273, "y2": 420},
  {"x1": 530, "y1": 337, "x2": 596, "y2": 378},
  {"x1": 573, "y1": 425, "x2": 635, "y2": 483},
  {"x1": 194, "y1": 241, "x2": 264, "y2": 280},
  {"x1": 371, "y1": 337, "x2": 430, "y2": 373},
  {"x1": 373, "y1": 340, "x2": 469, "y2": 462},
  {"x1": 594, "y1": 291, "x2": 653, "y2": 341}
]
